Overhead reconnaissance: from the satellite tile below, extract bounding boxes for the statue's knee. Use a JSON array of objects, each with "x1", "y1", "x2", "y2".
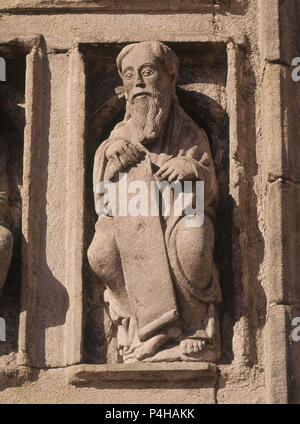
[
  {"x1": 87, "y1": 240, "x2": 99, "y2": 273},
  {"x1": 176, "y1": 219, "x2": 206, "y2": 256},
  {"x1": 175, "y1": 218, "x2": 214, "y2": 283},
  {"x1": 87, "y1": 225, "x2": 118, "y2": 279},
  {"x1": 0, "y1": 226, "x2": 14, "y2": 259}
]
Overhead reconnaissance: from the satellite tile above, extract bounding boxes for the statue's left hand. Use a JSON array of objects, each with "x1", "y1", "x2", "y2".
[{"x1": 155, "y1": 157, "x2": 201, "y2": 183}]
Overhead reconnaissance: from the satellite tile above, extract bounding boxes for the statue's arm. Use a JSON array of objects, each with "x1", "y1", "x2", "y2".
[
  {"x1": 193, "y1": 128, "x2": 217, "y2": 176},
  {"x1": 92, "y1": 139, "x2": 111, "y2": 216},
  {"x1": 93, "y1": 136, "x2": 147, "y2": 216},
  {"x1": 182, "y1": 124, "x2": 219, "y2": 204},
  {"x1": 155, "y1": 124, "x2": 218, "y2": 205}
]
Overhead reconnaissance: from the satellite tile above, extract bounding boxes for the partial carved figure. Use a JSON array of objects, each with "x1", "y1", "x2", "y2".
[
  {"x1": 0, "y1": 135, "x2": 13, "y2": 294},
  {"x1": 88, "y1": 41, "x2": 222, "y2": 363}
]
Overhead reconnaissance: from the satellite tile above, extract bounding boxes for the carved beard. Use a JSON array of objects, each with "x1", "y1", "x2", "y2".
[{"x1": 127, "y1": 91, "x2": 171, "y2": 145}]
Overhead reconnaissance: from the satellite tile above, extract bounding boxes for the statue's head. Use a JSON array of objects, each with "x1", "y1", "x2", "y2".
[{"x1": 116, "y1": 41, "x2": 179, "y2": 143}]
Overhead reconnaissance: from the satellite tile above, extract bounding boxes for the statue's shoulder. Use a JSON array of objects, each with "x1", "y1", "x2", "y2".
[
  {"x1": 96, "y1": 121, "x2": 129, "y2": 152},
  {"x1": 94, "y1": 137, "x2": 110, "y2": 160},
  {"x1": 110, "y1": 120, "x2": 133, "y2": 141},
  {"x1": 94, "y1": 122, "x2": 122, "y2": 152}
]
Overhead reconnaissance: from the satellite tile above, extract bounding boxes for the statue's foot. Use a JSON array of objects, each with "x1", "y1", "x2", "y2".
[
  {"x1": 123, "y1": 334, "x2": 169, "y2": 362},
  {"x1": 180, "y1": 338, "x2": 207, "y2": 356},
  {"x1": 123, "y1": 326, "x2": 181, "y2": 363}
]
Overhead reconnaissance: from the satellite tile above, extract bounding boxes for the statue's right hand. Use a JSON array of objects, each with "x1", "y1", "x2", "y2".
[
  {"x1": 105, "y1": 139, "x2": 144, "y2": 179},
  {"x1": 106, "y1": 139, "x2": 143, "y2": 164},
  {"x1": 106, "y1": 139, "x2": 129, "y2": 160}
]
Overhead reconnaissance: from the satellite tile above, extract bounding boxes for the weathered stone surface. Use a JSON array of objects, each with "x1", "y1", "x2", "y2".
[
  {"x1": 265, "y1": 305, "x2": 289, "y2": 404},
  {"x1": 258, "y1": 0, "x2": 300, "y2": 405},
  {"x1": 217, "y1": 364, "x2": 265, "y2": 404}
]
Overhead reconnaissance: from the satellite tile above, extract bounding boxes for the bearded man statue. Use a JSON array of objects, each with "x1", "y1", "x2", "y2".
[{"x1": 88, "y1": 41, "x2": 222, "y2": 363}]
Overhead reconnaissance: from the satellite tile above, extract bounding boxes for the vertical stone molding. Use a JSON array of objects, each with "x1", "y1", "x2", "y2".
[
  {"x1": 64, "y1": 47, "x2": 86, "y2": 366},
  {"x1": 19, "y1": 43, "x2": 45, "y2": 367},
  {"x1": 259, "y1": 0, "x2": 300, "y2": 404}
]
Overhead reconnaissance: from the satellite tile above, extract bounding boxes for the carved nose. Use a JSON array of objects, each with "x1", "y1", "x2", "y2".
[{"x1": 135, "y1": 80, "x2": 146, "y2": 88}]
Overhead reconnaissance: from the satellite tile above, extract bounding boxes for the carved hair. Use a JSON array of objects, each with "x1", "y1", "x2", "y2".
[{"x1": 116, "y1": 41, "x2": 179, "y2": 83}]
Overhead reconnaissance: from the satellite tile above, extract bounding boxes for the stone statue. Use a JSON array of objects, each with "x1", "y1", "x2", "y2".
[
  {"x1": 0, "y1": 135, "x2": 13, "y2": 294},
  {"x1": 88, "y1": 41, "x2": 222, "y2": 363}
]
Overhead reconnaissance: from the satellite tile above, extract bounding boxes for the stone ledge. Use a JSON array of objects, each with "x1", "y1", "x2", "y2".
[{"x1": 67, "y1": 362, "x2": 217, "y2": 386}]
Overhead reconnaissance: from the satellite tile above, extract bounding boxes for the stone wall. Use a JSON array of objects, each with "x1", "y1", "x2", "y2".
[{"x1": 0, "y1": 0, "x2": 299, "y2": 404}]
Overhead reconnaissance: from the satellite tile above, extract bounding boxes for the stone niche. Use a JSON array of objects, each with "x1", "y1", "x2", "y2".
[
  {"x1": 0, "y1": 0, "x2": 300, "y2": 405},
  {"x1": 83, "y1": 41, "x2": 231, "y2": 365},
  {"x1": 79, "y1": 34, "x2": 265, "y2": 389}
]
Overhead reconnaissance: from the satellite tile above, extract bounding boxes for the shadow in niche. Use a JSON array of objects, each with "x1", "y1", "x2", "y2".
[
  {"x1": 216, "y1": 0, "x2": 249, "y2": 16},
  {"x1": 13, "y1": 0, "x2": 248, "y2": 16},
  {"x1": 89, "y1": 0, "x2": 249, "y2": 15}
]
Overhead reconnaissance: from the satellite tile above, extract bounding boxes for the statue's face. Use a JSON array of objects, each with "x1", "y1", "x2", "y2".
[{"x1": 120, "y1": 46, "x2": 173, "y2": 105}]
